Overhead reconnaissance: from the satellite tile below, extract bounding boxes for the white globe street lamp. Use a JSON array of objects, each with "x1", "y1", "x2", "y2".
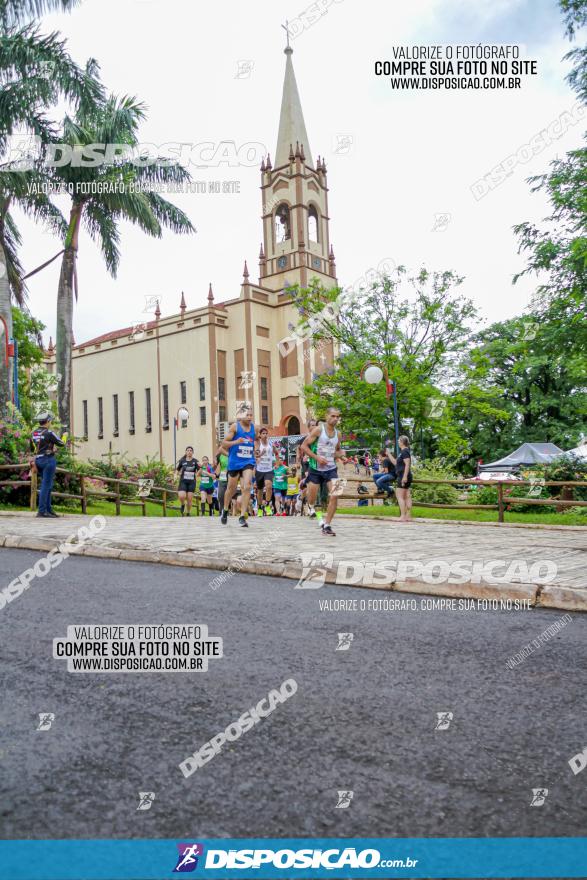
[
  {"x1": 174, "y1": 406, "x2": 190, "y2": 466},
  {"x1": 364, "y1": 364, "x2": 384, "y2": 385},
  {"x1": 360, "y1": 361, "x2": 399, "y2": 455}
]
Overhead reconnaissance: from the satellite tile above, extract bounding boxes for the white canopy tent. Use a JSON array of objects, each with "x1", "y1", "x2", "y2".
[
  {"x1": 563, "y1": 439, "x2": 587, "y2": 460},
  {"x1": 479, "y1": 442, "x2": 564, "y2": 473}
]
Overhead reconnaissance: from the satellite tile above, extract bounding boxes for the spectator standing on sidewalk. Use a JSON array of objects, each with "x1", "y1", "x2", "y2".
[
  {"x1": 31, "y1": 413, "x2": 66, "y2": 518},
  {"x1": 388, "y1": 436, "x2": 413, "y2": 522}
]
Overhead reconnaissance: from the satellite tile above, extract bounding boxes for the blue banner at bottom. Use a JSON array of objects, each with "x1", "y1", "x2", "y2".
[{"x1": 0, "y1": 838, "x2": 586, "y2": 879}]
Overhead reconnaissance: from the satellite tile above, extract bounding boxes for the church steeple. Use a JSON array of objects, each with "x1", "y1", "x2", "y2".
[
  {"x1": 274, "y1": 40, "x2": 313, "y2": 168},
  {"x1": 258, "y1": 39, "x2": 336, "y2": 293}
]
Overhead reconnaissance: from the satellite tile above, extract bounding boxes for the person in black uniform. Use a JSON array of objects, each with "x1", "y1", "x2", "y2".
[
  {"x1": 176, "y1": 446, "x2": 199, "y2": 516},
  {"x1": 31, "y1": 413, "x2": 66, "y2": 518},
  {"x1": 388, "y1": 435, "x2": 413, "y2": 522}
]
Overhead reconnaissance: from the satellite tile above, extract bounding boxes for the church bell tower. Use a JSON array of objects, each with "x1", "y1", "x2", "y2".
[{"x1": 258, "y1": 38, "x2": 337, "y2": 292}]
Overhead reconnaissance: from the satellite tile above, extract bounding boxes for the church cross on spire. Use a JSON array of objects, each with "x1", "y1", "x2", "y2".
[{"x1": 281, "y1": 20, "x2": 291, "y2": 50}]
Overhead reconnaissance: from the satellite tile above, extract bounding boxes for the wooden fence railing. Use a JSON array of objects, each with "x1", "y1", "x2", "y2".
[
  {"x1": 0, "y1": 462, "x2": 199, "y2": 516},
  {"x1": 1, "y1": 462, "x2": 586, "y2": 523},
  {"x1": 338, "y1": 474, "x2": 587, "y2": 523}
]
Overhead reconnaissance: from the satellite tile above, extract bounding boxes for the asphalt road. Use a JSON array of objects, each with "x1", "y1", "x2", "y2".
[{"x1": 0, "y1": 548, "x2": 585, "y2": 840}]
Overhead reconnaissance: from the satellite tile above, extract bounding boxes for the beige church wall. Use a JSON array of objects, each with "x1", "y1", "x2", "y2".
[
  {"x1": 155, "y1": 324, "x2": 213, "y2": 464},
  {"x1": 72, "y1": 338, "x2": 160, "y2": 462}
]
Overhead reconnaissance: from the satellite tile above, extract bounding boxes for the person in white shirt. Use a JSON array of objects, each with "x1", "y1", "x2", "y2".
[{"x1": 254, "y1": 427, "x2": 275, "y2": 515}]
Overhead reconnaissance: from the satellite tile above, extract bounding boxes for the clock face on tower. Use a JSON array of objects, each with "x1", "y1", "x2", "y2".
[
  {"x1": 312, "y1": 257, "x2": 321, "y2": 269},
  {"x1": 277, "y1": 256, "x2": 287, "y2": 268}
]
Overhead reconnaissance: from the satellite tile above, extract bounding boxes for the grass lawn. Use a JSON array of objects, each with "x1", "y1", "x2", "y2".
[
  {"x1": 0, "y1": 498, "x2": 187, "y2": 517},
  {"x1": 1, "y1": 498, "x2": 585, "y2": 526},
  {"x1": 338, "y1": 504, "x2": 587, "y2": 526}
]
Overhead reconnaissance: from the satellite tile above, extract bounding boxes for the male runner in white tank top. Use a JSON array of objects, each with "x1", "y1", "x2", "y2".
[
  {"x1": 254, "y1": 427, "x2": 274, "y2": 515},
  {"x1": 300, "y1": 407, "x2": 344, "y2": 536}
]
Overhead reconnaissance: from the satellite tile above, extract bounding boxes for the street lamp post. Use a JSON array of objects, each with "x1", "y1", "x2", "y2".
[
  {"x1": 173, "y1": 406, "x2": 189, "y2": 466},
  {"x1": 361, "y1": 361, "x2": 399, "y2": 457}
]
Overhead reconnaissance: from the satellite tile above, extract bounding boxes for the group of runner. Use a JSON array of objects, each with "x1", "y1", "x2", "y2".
[
  {"x1": 28, "y1": 410, "x2": 411, "y2": 531},
  {"x1": 176, "y1": 406, "x2": 413, "y2": 536}
]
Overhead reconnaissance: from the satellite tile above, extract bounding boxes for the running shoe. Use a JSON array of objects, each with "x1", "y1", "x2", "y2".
[
  {"x1": 307, "y1": 506, "x2": 317, "y2": 518},
  {"x1": 220, "y1": 509, "x2": 228, "y2": 525},
  {"x1": 239, "y1": 515, "x2": 249, "y2": 527},
  {"x1": 322, "y1": 523, "x2": 336, "y2": 536},
  {"x1": 46, "y1": 511, "x2": 60, "y2": 518},
  {"x1": 264, "y1": 505, "x2": 273, "y2": 516},
  {"x1": 257, "y1": 508, "x2": 263, "y2": 516}
]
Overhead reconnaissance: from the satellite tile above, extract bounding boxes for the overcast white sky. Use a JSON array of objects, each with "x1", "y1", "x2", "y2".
[{"x1": 14, "y1": 0, "x2": 583, "y2": 345}]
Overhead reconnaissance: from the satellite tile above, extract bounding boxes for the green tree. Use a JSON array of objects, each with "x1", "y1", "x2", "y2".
[
  {"x1": 457, "y1": 309, "x2": 586, "y2": 465},
  {"x1": 11, "y1": 304, "x2": 58, "y2": 424},
  {"x1": 46, "y1": 95, "x2": 196, "y2": 430},
  {"x1": 559, "y1": 0, "x2": 587, "y2": 102},
  {"x1": 289, "y1": 267, "x2": 496, "y2": 460},
  {"x1": 514, "y1": 145, "x2": 587, "y2": 351}
]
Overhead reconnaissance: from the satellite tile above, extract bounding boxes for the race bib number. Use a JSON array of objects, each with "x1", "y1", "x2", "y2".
[{"x1": 237, "y1": 443, "x2": 253, "y2": 458}]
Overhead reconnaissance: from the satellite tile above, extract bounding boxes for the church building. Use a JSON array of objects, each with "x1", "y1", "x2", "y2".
[{"x1": 45, "y1": 42, "x2": 338, "y2": 463}]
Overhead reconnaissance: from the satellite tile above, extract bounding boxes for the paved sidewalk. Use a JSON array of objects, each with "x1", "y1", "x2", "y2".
[{"x1": 0, "y1": 512, "x2": 585, "y2": 611}]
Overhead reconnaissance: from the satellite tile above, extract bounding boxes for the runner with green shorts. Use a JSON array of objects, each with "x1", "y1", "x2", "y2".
[{"x1": 273, "y1": 453, "x2": 288, "y2": 516}]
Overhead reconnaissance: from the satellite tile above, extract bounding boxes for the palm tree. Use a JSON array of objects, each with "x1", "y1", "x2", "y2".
[
  {"x1": 0, "y1": 0, "x2": 103, "y2": 417},
  {"x1": 47, "y1": 95, "x2": 195, "y2": 430}
]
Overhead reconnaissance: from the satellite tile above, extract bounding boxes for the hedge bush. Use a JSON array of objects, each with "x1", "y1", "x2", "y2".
[{"x1": 411, "y1": 459, "x2": 461, "y2": 506}]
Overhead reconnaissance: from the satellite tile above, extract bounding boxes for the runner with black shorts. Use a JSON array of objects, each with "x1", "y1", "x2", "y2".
[
  {"x1": 219, "y1": 407, "x2": 256, "y2": 527},
  {"x1": 300, "y1": 407, "x2": 344, "y2": 537},
  {"x1": 388, "y1": 435, "x2": 413, "y2": 522},
  {"x1": 297, "y1": 418, "x2": 317, "y2": 480},
  {"x1": 254, "y1": 427, "x2": 274, "y2": 515},
  {"x1": 199, "y1": 456, "x2": 216, "y2": 516},
  {"x1": 215, "y1": 447, "x2": 229, "y2": 513},
  {"x1": 176, "y1": 446, "x2": 199, "y2": 516}
]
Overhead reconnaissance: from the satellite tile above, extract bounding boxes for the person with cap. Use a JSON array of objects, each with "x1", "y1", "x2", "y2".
[{"x1": 31, "y1": 413, "x2": 67, "y2": 518}]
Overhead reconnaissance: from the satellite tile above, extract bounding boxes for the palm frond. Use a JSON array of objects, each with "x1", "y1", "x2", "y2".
[
  {"x1": 1, "y1": 0, "x2": 81, "y2": 29},
  {"x1": 82, "y1": 199, "x2": 120, "y2": 276},
  {"x1": 2, "y1": 211, "x2": 26, "y2": 304},
  {"x1": 145, "y1": 192, "x2": 195, "y2": 235},
  {"x1": 0, "y1": 24, "x2": 104, "y2": 153}
]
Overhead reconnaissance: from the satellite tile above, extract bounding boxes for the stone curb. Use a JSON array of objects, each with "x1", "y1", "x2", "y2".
[
  {"x1": 537, "y1": 584, "x2": 587, "y2": 612},
  {"x1": 2, "y1": 536, "x2": 586, "y2": 613},
  {"x1": 338, "y1": 514, "x2": 587, "y2": 531}
]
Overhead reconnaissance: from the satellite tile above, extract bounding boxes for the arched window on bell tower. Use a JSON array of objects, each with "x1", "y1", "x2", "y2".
[
  {"x1": 308, "y1": 205, "x2": 319, "y2": 243},
  {"x1": 275, "y1": 204, "x2": 291, "y2": 243}
]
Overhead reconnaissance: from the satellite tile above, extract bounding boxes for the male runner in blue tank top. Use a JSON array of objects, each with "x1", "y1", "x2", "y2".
[{"x1": 219, "y1": 405, "x2": 256, "y2": 527}]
